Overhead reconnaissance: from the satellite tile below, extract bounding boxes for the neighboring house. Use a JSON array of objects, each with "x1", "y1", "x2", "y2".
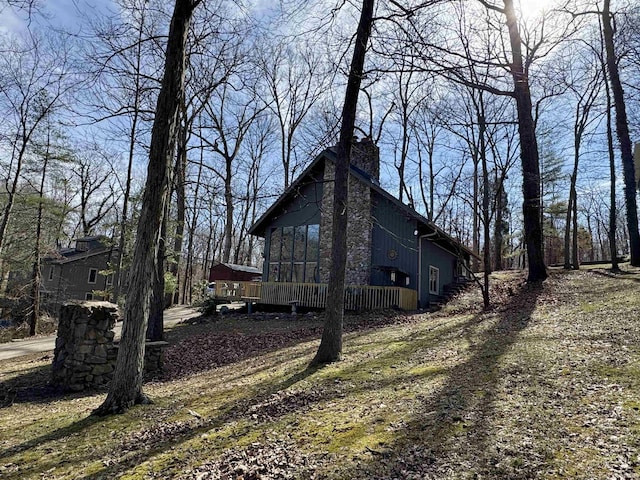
[
  {"x1": 208, "y1": 262, "x2": 262, "y2": 283},
  {"x1": 249, "y1": 137, "x2": 476, "y2": 309},
  {"x1": 41, "y1": 236, "x2": 119, "y2": 305}
]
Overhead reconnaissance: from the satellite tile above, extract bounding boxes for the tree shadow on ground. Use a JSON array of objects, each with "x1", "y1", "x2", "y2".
[
  {"x1": 2, "y1": 363, "x2": 61, "y2": 408},
  {"x1": 158, "y1": 310, "x2": 419, "y2": 381},
  {"x1": 0, "y1": 299, "x2": 504, "y2": 478},
  {"x1": 2, "y1": 324, "x2": 396, "y2": 479},
  {"x1": 0, "y1": 414, "x2": 103, "y2": 462},
  {"x1": 591, "y1": 268, "x2": 640, "y2": 283},
  {"x1": 0, "y1": 360, "x2": 113, "y2": 408},
  {"x1": 337, "y1": 280, "x2": 544, "y2": 478}
]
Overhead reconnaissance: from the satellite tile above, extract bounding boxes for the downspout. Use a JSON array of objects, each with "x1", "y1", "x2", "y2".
[{"x1": 418, "y1": 233, "x2": 429, "y2": 308}]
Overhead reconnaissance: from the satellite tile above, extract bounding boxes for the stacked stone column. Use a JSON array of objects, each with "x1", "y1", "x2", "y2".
[{"x1": 52, "y1": 301, "x2": 118, "y2": 391}]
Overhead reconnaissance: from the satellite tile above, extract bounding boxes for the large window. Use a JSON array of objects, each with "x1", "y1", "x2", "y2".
[{"x1": 269, "y1": 225, "x2": 320, "y2": 282}]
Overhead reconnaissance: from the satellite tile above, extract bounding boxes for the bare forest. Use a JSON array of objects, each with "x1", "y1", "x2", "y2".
[{"x1": 1, "y1": 0, "x2": 640, "y2": 325}]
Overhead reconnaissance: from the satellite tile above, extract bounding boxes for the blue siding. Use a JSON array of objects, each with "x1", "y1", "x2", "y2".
[{"x1": 370, "y1": 195, "x2": 419, "y2": 291}]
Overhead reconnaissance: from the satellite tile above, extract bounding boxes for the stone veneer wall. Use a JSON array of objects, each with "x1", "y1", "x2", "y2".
[
  {"x1": 351, "y1": 137, "x2": 380, "y2": 182},
  {"x1": 52, "y1": 301, "x2": 167, "y2": 391},
  {"x1": 52, "y1": 301, "x2": 118, "y2": 391},
  {"x1": 319, "y1": 161, "x2": 373, "y2": 285}
]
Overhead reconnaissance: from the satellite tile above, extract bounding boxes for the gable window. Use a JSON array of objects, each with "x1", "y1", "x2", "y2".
[
  {"x1": 268, "y1": 224, "x2": 319, "y2": 282},
  {"x1": 48, "y1": 266, "x2": 54, "y2": 281},
  {"x1": 429, "y1": 266, "x2": 439, "y2": 295},
  {"x1": 88, "y1": 268, "x2": 98, "y2": 284}
]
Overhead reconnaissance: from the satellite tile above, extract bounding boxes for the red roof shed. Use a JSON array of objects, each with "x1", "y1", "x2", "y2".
[{"x1": 208, "y1": 263, "x2": 262, "y2": 282}]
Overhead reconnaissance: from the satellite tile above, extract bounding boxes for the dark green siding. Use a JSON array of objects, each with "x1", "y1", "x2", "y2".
[
  {"x1": 262, "y1": 181, "x2": 322, "y2": 279},
  {"x1": 370, "y1": 195, "x2": 419, "y2": 291},
  {"x1": 419, "y1": 238, "x2": 457, "y2": 307}
]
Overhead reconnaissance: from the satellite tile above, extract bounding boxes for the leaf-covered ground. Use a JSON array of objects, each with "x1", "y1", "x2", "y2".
[{"x1": 1, "y1": 266, "x2": 640, "y2": 479}]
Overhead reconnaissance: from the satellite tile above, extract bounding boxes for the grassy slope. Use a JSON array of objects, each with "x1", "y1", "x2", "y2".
[{"x1": 0, "y1": 267, "x2": 639, "y2": 479}]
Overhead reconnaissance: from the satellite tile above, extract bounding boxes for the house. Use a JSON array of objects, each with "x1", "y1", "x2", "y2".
[
  {"x1": 248, "y1": 137, "x2": 476, "y2": 310},
  {"x1": 208, "y1": 262, "x2": 262, "y2": 283},
  {"x1": 41, "y1": 236, "x2": 119, "y2": 305}
]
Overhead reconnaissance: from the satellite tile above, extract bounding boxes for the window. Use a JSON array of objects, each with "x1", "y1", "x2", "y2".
[
  {"x1": 429, "y1": 266, "x2": 439, "y2": 295},
  {"x1": 106, "y1": 273, "x2": 114, "y2": 286},
  {"x1": 268, "y1": 224, "x2": 320, "y2": 283},
  {"x1": 85, "y1": 292, "x2": 93, "y2": 300},
  {"x1": 48, "y1": 266, "x2": 54, "y2": 281},
  {"x1": 88, "y1": 268, "x2": 98, "y2": 284}
]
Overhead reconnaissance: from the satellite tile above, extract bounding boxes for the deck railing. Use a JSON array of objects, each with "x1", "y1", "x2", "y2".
[{"x1": 213, "y1": 281, "x2": 417, "y2": 311}]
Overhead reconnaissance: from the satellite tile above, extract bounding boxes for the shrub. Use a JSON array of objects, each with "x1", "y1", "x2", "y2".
[{"x1": 197, "y1": 297, "x2": 219, "y2": 317}]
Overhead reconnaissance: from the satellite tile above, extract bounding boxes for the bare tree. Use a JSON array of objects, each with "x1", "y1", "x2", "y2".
[
  {"x1": 94, "y1": 0, "x2": 201, "y2": 415},
  {"x1": 312, "y1": 0, "x2": 375, "y2": 365},
  {"x1": 84, "y1": 0, "x2": 166, "y2": 301},
  {"x1": 258, "y1": 39, "x2": 326, "y2": 190},
  {"x1": 600, "y1": 0, "x2": 640, "y2": 266},
  {"x1": 0, "y1": 32, "x2": 74, "y2": 283},
  {"x1": 70, "y1": 150, "x2": 119, "y2": 237},
  {"x1": 561, "y1": 45, "x2": 601, "y2": 270},
  {"x1": 199, "y1": 76, "x2": 266, "y2": 263}
]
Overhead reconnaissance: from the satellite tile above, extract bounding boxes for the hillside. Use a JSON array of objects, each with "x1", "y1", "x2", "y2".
[{"x1": 1, "y1": 267, "x2": 639, "y2": 479}]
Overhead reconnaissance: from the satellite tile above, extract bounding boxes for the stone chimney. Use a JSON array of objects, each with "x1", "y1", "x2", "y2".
[{"x1": 350, "y1": 136, "x2": 380, "y2": 183}]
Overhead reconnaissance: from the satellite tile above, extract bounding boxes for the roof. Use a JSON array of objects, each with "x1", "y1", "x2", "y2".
[
  {"x1": 44, "y1": 237, "x2": 117, "y2": 265},
  {"x1": 249, "y1": 148, "x2": 477, "y2": 259},
  {"x1": 214, "y1": 263, "x2": 262, "y2": 274},
  {"x1": 44, "y1": 247, "x2": 116, "y2": 265}
]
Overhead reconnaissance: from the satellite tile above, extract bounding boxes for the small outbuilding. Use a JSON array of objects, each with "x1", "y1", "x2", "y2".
[{"x1": 208, "y1": 262, "x2": 262, "y2": 283}]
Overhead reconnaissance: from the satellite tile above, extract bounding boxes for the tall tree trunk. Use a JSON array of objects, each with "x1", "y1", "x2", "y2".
[
  {"x1": 94, "y1": 0, "x2": 196, "y2": 415},
  {"x1": 112, "y1": 3, "x2": 146, "y2": 304},
  {"x1": 312, "y1": 0, "x2": 374, "y2": 365},
  {"x1": 564, "y1": 178, "x2": 575, "y2": 269},
  {"x1": 222, "y1": 158, "x2": 233, "y2": 263},
  {"x1": 602, "y1": 0, "x2": 640, "y2": 266},
  {"x1": 170, "y1": 109, "x2": 187, "y2": 306},
  {"x1": 604, "y1": 71, "x2": 619, "y2": 270},
  {"x1": 0, "y1": 140, "x2": 29, "y2": 266},
  {"x1": 472, "y1": 151, "x2": 480, "y2": 272},
  {"x1": 571, "y1": 188, "x2": 579, "y2": 269},
  {"x1": 30, "y1": 129, "x2": 51, "y2": 336},
  {"x1": 147, "y1": 206, "x2": 167, "y2": 342},
  {"x1": 182, "y1": 152, "x2": 203, "y2": 305},
  {"x1": 494, "y1": 175, "x2": 506, "y2": 271},
  {"x1": 478, "y1": 106, "x2": 491, "y2": 309},
  {"x1": 504, "y1": 0, "x2": 547, "y2": 282}
]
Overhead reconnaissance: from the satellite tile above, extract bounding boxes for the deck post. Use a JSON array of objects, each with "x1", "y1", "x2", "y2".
[{"x1": 289, "y1": 300, "x2": 298, "y2": 315}]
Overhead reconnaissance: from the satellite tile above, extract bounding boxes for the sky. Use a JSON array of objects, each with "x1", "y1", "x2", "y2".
[{"x1": 0, "y1": 0, "x2": 113, "y2": 34}]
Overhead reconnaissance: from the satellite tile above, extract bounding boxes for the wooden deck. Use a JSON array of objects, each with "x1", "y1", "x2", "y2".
[{"x1": 211, "y1": 281, "x2": 417, "y2": 311}]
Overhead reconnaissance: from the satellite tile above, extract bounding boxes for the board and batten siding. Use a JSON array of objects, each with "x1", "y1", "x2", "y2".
[
  {"x1": 261, "y1": 180, "x2": 323, "y2": 279},
  {"x1": 369, "y1": 194, "x2": 419, "y2": 292},
  {"x1": 419, "y1": 237, "x2": 457, "y2": 308}
]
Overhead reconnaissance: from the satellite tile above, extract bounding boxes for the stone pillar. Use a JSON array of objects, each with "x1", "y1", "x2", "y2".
[
  {"x1": 351, "y1": 137, "x2": 380, "y2": 182},
  {"x1": 319, "y1": 158, "x2": 373, "y2": 286},
  {"x1": 51, "y1": 302, "x2": 119, "y2": 391}
]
